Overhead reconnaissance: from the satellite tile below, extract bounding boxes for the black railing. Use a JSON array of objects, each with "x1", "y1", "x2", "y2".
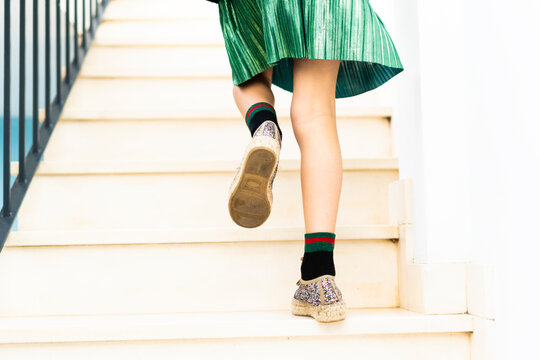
[{"x1": 0, "y1": 0, "x2": 110, "y2": 251}]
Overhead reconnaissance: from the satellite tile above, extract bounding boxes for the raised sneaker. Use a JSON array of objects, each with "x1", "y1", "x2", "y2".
[{"x1": 228, "y1": 120, "x2": 282, "y2": 228}]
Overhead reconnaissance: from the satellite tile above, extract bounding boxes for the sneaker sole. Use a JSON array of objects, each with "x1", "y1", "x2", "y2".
[
  {"x1": 228, "y1": 146, "x2": 277, "y2": 228},
  {"x1": 291, "y1": 298, "x2": 347, "y2": 322}
]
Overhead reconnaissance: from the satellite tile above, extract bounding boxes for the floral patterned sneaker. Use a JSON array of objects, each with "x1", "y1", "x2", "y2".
[
  {"x1": 291, "y1": 274, "x2": 347, "y2": 322},
  {"x1": 228, "y1": 120, "x2": 282, "y2": 228}
]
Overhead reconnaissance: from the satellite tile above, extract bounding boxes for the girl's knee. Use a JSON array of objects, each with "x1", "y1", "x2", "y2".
[
  {"x1": 290, "y1": 103, "x2": 311, "y2": 133},
  {"x1": 291, "y1": 102, "x2": 333, "y2": 127}
]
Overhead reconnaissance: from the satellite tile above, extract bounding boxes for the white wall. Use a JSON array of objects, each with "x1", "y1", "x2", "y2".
[
  {"x1": 393, "y1": 0, "x2": 474, "y2": 263},
  {"x1": 392, "y1": 0, "x2": 540, "y2": 357}
]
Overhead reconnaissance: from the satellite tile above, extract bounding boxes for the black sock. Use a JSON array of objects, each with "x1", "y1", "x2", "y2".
[
  {"x1": 245, "y1": 102, "x2": 282, "y2": 139},
  {"x1": 300, "y1": 232, "x2": 336, "y2": 281}
]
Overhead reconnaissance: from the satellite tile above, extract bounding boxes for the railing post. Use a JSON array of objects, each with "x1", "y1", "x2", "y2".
[
  {"x1": 82, "y1": 0, "x2": 87, "y2": 50},
  {"x1": 32, "y1": 0, "x2": 39, "y2": 153},
  {"x1": 74, "y1": 0, "x2": 79, "y2": 66},
  {"x1": 65, "y1": 0, "x2": 71, "y2": 83},
  {"x1": 45, "y1": 0, "x2": 52, "y2": 130},
  {"x1": 56, "y1": 0, "x2": 62, "y2": 105},
  {"x1": 3, "y1": 0, "x2": 12, "y2": 217},
  {"x1": 89, "y1": 0, "x2": 94, "y2": 32},
  {"x1": 19, "y1": 0, "x2": 27, "y2": 182}
]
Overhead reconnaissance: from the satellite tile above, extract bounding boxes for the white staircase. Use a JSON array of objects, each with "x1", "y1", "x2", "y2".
[{"x1": 0, "y1": 0, "x2": 472, "y2": 358}]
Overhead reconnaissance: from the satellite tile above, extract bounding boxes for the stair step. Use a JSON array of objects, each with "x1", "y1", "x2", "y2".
[
  {"x1": 0, "y1": 338, "x2": 472, "y2": 360},
  {"x1": 103, "y1": 0, "x2": 219, "y2": 21},
  {"x1": 60, "y1": 78, "x2": 387, "y2": 120},
  {"x1": 0, "y1": 309, "x2": 472, "y2": 344},
  {"x1": 42, "y1": 117, "x2": 393, "y2": 162},
  {"x1": 95, "y1": 19, "x2": 224, "y2": 46},
  {"x1": 0, "y1": 230, "x2": 398, "y2": 315},
  {"x1": 80, "y1": 46, "x2": 232, "y2": 78},
  {"x1": 16, "y1": 161, "x2": 398, "y2": 231}
]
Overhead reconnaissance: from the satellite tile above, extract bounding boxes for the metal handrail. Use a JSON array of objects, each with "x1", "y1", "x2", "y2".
[{"x1": 1, "y1": 0, "x2": 110, "y2": 252}]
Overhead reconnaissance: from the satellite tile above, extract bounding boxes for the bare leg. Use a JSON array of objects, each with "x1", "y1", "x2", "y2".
[
  {"x1": 232, "y1": 68, "x2": 274, "y2": 116},
  {"x1": 290, "y1": 59, "x2": 342, "y2": 233}
]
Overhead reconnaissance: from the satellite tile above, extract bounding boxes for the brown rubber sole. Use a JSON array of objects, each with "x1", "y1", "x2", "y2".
[{"x1": 228, "y1": 147, "x2": 277, "y2": 228}]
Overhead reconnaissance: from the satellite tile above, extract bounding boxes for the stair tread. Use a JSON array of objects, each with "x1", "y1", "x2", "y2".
[
  {"x1": 5, "y1": 225, "x2": 398, "y2": 247},
  {"x1": 0, "y1": 308, "x2": 472, "y2": 344}
]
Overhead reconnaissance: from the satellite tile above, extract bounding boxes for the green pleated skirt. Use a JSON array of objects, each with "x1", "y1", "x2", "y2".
[{"x1": 218, "y1": 0, "x2": 404, "y2": 98}]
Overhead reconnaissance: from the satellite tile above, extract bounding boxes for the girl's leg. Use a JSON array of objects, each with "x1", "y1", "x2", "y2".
[
  {"x1": 290, "y1": 59, "x2": 342, "y2": 234},
  {"x1": 232, "y1": 68, "x2": 274, "y2": 119}
]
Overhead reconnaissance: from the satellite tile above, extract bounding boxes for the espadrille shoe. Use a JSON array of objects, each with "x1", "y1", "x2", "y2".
[
  {"x1": 291, "y1": 274, "x2": 347, "y2": 322},
  {"x1": 228, "y1": 120, "x2": 282, "y2": 228}
]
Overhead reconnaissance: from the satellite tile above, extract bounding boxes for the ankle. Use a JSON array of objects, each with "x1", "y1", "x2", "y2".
[
  {"x1": 245, "y1": 102, "x2": 282, "y2": 138},
  {"x1": 300, "y1": 232, "x2": 336, "y2": 280}
]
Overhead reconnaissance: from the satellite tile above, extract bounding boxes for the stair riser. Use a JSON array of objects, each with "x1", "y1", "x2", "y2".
[
  {"x1": 0, "y1": 334, "x2": 470, "y2": 359},
  {"x1": 80, "y1": 46, "x2": 232, "y2": 78},
  {"x1": 60, "y1": 78, "x2": 385, "y2": 120},
  {"x1": 17, "y1": 170, "x2": 398, "y2": 231},
  {"x1": 0, "y1": 239, "x2": 397, "y2": 316},
  {"x1": 103, "y1": 0, "x2": 219, "y2": 21},
  {"x1": 95, "y1": 20, "x2": 223, "y2": 46},
  {"x1": 43, "y1": 118, "x2": 393, "y2": 162}
]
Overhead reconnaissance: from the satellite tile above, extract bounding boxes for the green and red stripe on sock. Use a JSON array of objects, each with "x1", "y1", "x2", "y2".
[
  {"x1": 304, "y1": 232, "x2": 336, "y2": 252},
  {"x1": 244, "y1": 102, "x2": 282, "y2": 138},
  {"x1": 245, "y1": 102, "x2": 276, "y2": 126},
  {"x1": 301, "y1": 232, "x2": 336, "y2": 280}
]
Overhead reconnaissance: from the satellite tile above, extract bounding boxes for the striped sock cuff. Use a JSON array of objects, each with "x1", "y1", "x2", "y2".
[
  {"x1": 304, "y1": 232, "x2": 336, "y2": 252},
  {"x1": 245, "y1": 102, "x2": 276, "y2": 127}
]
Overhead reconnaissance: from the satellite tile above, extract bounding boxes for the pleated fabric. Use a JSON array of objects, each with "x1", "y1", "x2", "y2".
[{"x1": 218, "y1": 0, "x2": 404, "y2": 98}]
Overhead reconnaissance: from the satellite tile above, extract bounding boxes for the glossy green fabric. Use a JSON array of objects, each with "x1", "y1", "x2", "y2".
[{"x1": 218, "y1": 0, "x2": 404, "y2": 98}]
